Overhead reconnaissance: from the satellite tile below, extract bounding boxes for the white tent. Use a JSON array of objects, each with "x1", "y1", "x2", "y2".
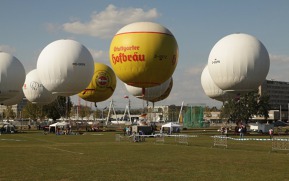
[
  {"x1": 49, "y1": 122, "x2": 70, "y2": 133},
  {"x1": 161, "y1": 122, "x2": 182, "y2": 134}
]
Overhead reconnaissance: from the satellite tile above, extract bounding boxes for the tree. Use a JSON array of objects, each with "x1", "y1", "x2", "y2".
[
  {"x1": 93, "y1": 109, "x2": 102, "y2": 120},
  {"x1": 256, "y1": 94, "x2": 270, "y2": 120},
  {"x1": 78, "y1": 105, "x2": 92, "y2": 120},
  {"x1": 3, "y1": 106, "x2": 16, "y2": 120},
  {"x1": 220, "y1": 90, "x2": 270, "y2": 124},
  {"x1": 43, "y1": 96, "x2": 73, "y2": 121},
  {"x1": 22, "y1": 102, "x2": 44, "y2": 121},
  {"x1": 130, "y1": 108, "x2": 144, "y2": 115}
]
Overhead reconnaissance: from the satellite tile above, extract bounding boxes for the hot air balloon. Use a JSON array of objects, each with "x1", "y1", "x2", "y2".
[
  {"x1": 208, "y1": 33, "x2": 270, "y2": 93},
  {"x1": 0, "y1": 52, "x2": 25, "y2": 102},
  {"x1": 78, "y1": 63, "x2": 116, "y2": 103},
  {"x1": 23, "y1": 69, "x2": 57, "y2": 105},
  {"x1": 110, "y1": 22, "x2": 178, "y2": 88},
  {"x1": 149, "y1": 77, "x2": 173, "y2": 103},
  {"x1": 125, "y1": 77, "x2": 172, "y2": 102},
  {"x1": 201, "y1": 65, "x2": 234, "y2": 102},
  {"x1": 36, "y1": 39, "x2": 94, "y2": 96},
  {"x1": 0, "y1": 90, "x2": 24, "y2": 106}
]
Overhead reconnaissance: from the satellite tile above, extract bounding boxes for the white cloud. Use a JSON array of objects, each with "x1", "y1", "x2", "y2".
[
  {"x1": 62, "y1": 4, "x2": 160, "y2": 39},
  {"x1": 0, "y1": 45, "x2": 16, "y2": 54},
  {"x1": 269, "y1": 54, "x2": 289, "y2": 63}
]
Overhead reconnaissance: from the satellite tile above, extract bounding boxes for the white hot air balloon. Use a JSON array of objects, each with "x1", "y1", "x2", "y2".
[
  {"x1": 149, "y1": 77, "x2": 173, "y2": 103},
  {"x1": 0, "y1": 52, "x2": 26, "y2": 102},
  {"x1": 201, "y1": 65, "x2": 234, "y2": 102},
  {"x1": 125, "y1": 77, "x2": 172, "y2": 102},
  {"x1": 0, "y1": 90, "x2": 24, "y2": 106},
  {"x1": 36, "y1": 39, "x2": 94, "y2": 96},
  {"x1": 23, "y1": 69, "x2": 57, "y2": 105},
  {"x1": 208, "y1": 33, "x2": 270, "y2": 93}
]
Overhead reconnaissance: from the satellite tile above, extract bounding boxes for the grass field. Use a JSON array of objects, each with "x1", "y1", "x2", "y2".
[{"x1": 0, "y1": 130, "x2": 289, "y2": 181}]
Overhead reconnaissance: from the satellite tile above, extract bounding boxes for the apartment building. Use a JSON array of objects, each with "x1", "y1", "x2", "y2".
[{"x1": 259, "y1": 79, "x2": 289, "y2": 121}]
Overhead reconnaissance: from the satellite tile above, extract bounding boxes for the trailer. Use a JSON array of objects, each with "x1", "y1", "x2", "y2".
[{"x1": 131, "y1": 125, "x2": 153, "y2": 135}]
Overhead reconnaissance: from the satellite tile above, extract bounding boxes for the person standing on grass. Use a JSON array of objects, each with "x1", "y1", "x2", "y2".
[
  {"x1": 239, "y1": 125, "x2": 245, "y2": 139},
  {"x1": 123, "y1": 127, "x2": 126, "y2": 136},
  {"x1": 224, "y1": 127, "x2": 228, "y2": 137},
  {"x1": 269, "y1": 128, "x2": 274, "y2": 139}
]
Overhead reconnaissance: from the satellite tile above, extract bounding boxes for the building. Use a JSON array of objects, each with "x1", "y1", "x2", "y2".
[
  {"x1": 0, "y1": 99, "x2": 27, "y2": 119},
  {"x1": 259, "y1": 79, "x2": 289, "y2": 121},
  {"x1": 207, "y1": 79, "x2": 289, "y2": 123},
  {"x1": 147, "y1": 105, "x2": 183, "y2": 122}
]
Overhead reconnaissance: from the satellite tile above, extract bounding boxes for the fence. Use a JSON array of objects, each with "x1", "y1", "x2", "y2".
[
  {"x1": 155, "y1": 134, "x2": 165, "y2": 144},
  {"x1": 115, "y1": 134, "x2": 131, "y2": 142},
  {"x1": 175, "y1": 134, "x2": 189, "y2": 145},
  {"x1": 272, "y1": 137, "x2": 289, "y2": 152},
  {"x1": 213, "y1": 135, "x2": 228, "y2": 148}
]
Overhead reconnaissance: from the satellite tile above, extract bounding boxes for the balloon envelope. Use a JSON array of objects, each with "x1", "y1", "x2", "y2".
[
  {"x1": 0, "y1": 90, "x2": 24, "y2": 106},
  {"x1": 36, "y1": 39, "x2": 94, "y2": 96},
  {"x1": 110, "y1": 22, "x2": 178, "y2": 88},
  {"x1": 201, "y1": 65, "x2": 234, "y2": 102},
  {"x1": 0, "y1": 52, "x2": 25, "y2": 102},
  {"x1": 208, "y1": 33, "x2": 270, "y2": 93},
  {"x1": 78, "y1": 63, "x2": 116, "y2": 103},
  {"x1": 23, "y1": 69, "x2": 57, "y2": 105},
  {"x1": 125, "y1": 77, "x2": 172, "y2": 102},
  {"x1": 149, "y1": 78, "x2": 173, "y2": 103}
]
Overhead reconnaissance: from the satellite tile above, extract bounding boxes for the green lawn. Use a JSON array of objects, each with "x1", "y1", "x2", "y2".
[{"x1": 0, "y1": 130, "x2": 288, "y2": 181}]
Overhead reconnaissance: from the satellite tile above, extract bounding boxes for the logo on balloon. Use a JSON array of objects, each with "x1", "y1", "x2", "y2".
[
  {"x1": 72, "y1": 63, "x2": 86, "y2": 66},
  {"x1": 154, "y1": 54, "x2": 168, "y2": 61},
  {"x1": 30, "y1": 81, "x2": 43, "y2": 91},
  {"x1": 111, "y1": 52, "x2": 145, "y2": 65},
  {"x1": 212, "y1": 59, "x2": 221, "y2": 64},
  {"x1": 96, "y1": 72, "x2": 110, "y2": 88}
]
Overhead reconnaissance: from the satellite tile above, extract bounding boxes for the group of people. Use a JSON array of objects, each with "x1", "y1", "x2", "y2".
[
  {"x1": 123, "y1": 126, "x2": 132, "y2": 136},
  {"x1": 55, "y1": 125, "x2": 72, "y2": 135},
  {"x1": 220, "y1": 124, "x2": 247, "y2": 138},
  {"x1": 122, "y1": 126, "x2": 146, "y2": 142},
  {"x1": 230, "y1": 124, "x2": 275, "y2": 139}
]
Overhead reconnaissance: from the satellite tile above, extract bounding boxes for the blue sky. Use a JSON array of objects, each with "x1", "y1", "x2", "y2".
[{"x1": 1, "y1": 0, "x2": 289, "y2": 110}]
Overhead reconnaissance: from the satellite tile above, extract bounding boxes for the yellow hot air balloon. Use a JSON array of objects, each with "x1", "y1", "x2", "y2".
[
  {"x1": 110, "y1": 22, "x2": 178, "y2": 88},
  {"x1": 78, "y1": 63, "x2": 116, "y2": 103}
]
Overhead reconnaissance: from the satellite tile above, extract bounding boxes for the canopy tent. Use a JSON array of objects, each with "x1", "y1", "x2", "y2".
[
  {"x1": 161, "y1": 122, "x2": 182, "y2": 134},
  {"x1": 49, "y1": 122, "x2": 70, "y2": 133}
]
